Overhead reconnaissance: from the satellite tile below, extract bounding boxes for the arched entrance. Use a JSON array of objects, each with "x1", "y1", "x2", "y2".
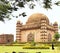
[{"x1": 27, "y1": 33, "x2": 34, "y2": 42}]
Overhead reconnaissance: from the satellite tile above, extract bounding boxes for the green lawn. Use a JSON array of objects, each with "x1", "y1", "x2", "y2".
[{"x1": 0, "y1": 46, "x2": 60, "y2": 53}]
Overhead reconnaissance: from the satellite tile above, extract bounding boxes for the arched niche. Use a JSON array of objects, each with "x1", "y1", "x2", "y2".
[{"x1": 27, "y1": 33, "x2": 34, "y2": 42}]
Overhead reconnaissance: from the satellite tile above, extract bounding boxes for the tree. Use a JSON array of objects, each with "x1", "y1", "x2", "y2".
[
  {"x1": 59, "y1": 25, "x2": 60, "y2": 29},
  {"x1": 54, "y1": 32, "x2": 60, "y2": 41},
  {"x1": 0, "y1": 0, "x2": 60, "y2": 21},
  {"x1": 0, "y1": 1, "x2": 11, "y2": 21}
]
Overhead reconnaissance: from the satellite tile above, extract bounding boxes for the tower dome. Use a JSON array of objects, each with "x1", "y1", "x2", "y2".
[{"x1": 26, "y1": 13, "x2": 49, "y2": 24}]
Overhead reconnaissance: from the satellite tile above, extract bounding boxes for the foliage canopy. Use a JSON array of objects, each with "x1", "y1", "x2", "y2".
[
  {"x1": 54, "y1": 32, "x2": 60, "y2": 40},
  {"x1": 0, "y1": 0, "x2": 60, "y2": 21}
]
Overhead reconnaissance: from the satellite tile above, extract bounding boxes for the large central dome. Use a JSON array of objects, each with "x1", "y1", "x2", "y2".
[{"x1": 26, "y1": 13, "x2": 49, "y2": 24}]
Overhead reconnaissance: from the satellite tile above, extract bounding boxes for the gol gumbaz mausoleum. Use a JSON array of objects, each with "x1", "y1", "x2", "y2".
[{"x1": 16, "y1": 13, "x2": 58, "y2": 43}]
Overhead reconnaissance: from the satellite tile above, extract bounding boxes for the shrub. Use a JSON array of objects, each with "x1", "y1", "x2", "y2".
[
  {"x1": 36, "y1": 52, "x2": 41, "y2": 53},
  {"x1": 12, "y1": 51, "x2": 16, "y2": 53},
  {"x1": 23, "y1": 46, "x2": 49, "y2": 49},
  {"x1": 5, "y1": 52, "x2": 8, "y2": 53},
  {"x1": 18, "y1": 52, "x2": 28, "y2": 53}
]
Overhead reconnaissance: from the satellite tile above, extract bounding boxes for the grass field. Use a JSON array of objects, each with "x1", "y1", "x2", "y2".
[{"x1": 0, "y1": 46, "x2": 60, "y2": 53}]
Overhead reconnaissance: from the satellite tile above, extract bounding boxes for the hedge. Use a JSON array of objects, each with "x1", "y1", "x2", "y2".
[{"x1": 23, "y1": 46, "x2": 49, "y2": 49}]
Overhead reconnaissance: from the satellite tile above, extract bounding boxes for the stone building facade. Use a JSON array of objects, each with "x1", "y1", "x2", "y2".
[
  {"x1": 16, "y1": 13, "x2": 58, "y2": 43},
  {"x1": 0, "y1": 34, "x2": 14, "y2": 44}
]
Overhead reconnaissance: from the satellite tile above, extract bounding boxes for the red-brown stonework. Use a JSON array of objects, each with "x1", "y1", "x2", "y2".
[{"x1": 0, "y1": 34, "x2": 14, "y2": 44}]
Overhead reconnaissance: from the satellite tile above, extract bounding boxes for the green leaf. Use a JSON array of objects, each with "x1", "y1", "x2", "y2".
[
  {"x1": 22, "y1": 12, "x2": 27, "y2": 17},
  {"x1": 43, "y1": 0, "x2": 52, "y2": 9},
  {"x1": 17, "y1": 2, "x2": 24, "y2": 7},
  {"x1": 55, "y1": 1, "x2": 60, "y2": 6},
  {"x1": 26, "y1": 0, "x2": 31, "y2": 2},
  {"x1": 0, "y1": 0, "x2": 5, "y2": 2}
]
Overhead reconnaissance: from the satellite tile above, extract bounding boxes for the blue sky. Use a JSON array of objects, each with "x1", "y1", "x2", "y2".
[{"x1": 0, "y1": 0, "x2": 60, "y2": 40}]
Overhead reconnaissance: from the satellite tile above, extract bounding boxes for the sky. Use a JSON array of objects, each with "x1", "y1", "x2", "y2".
[{"x1": 0, "y1": 0, "x2": 60, "y2": 40}]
